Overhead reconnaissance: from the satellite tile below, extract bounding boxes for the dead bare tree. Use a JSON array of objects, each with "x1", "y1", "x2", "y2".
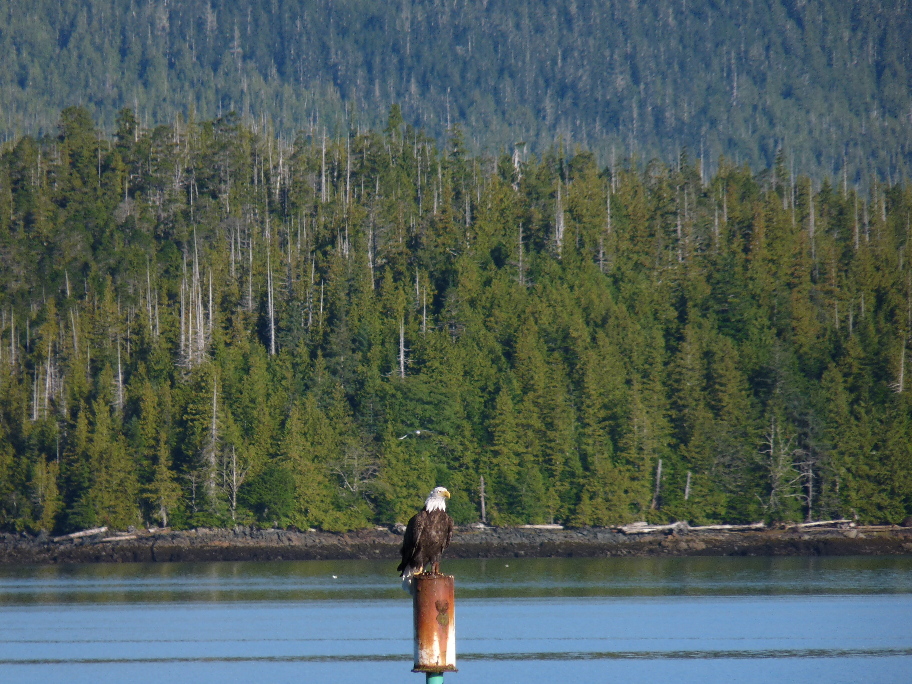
[
  {"x1": 399, "y1": 317, "x2": 408, "y2": 378},
  {"x1": 554, "y1": 182, "x2": 565, "y2": 257},
  {"x1": 222, "y1": 445, "x2": 251, "y2": 521},
  {"x1": 331, "y1": 440, "x2": 379, "y2": 499},
  {"x1": 650, "y1": 458, "x2": 663, "y2": 510},
  {"x1": 891, "y1": 277, "x2": 911, "y2": 393},
  {"x1": 479, "y1": 474, "x2": 487, "y2": 523},
  {"x1": 760, "y1": 417, "x2": 808, "y2": 518},
  {"x1": 267, "y1": 245, "x2": 276, "y2": 355}
]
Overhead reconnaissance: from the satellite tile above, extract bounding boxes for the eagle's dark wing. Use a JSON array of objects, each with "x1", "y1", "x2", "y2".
[
  {"x1": 444, "y1": 514, "x2": 454, "y2": 549},
  {"x1": 397, "y1": 511, "x2": 425, "y2": 575}
]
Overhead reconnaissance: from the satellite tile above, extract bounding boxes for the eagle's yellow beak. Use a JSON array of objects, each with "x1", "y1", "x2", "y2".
[{"x1": 442, "y1": 489, "x2": 451, "y2": 498}]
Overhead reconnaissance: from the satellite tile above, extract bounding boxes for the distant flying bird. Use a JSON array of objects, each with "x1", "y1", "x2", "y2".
[
  {"x1": 398, "y1": 429, "x2": 433, "y2": 439},
  {"x1": 397, "y1": 486, "x2": 454, "y2": 592}
]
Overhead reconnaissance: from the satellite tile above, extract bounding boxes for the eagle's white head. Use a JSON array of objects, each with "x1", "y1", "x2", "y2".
[{"x1": 424, "y1": 486, "x2": 451, "y2": 512}]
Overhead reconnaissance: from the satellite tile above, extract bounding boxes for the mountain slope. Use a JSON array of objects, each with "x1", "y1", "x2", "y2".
[{"x1": 1, "y1": 0, "x2": 910, "y2": 181}]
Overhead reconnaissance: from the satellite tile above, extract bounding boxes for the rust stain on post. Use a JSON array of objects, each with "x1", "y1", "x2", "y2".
[{"x1": 412, "y1": 573, "x2": 457, "y2": 673}]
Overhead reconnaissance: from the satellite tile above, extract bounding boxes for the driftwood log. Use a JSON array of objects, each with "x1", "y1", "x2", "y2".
[{"x1": 618, "y1": 521, "x2": 767, "y2": 535}]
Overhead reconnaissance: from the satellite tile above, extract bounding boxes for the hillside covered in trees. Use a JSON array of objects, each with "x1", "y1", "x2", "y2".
[
  {"x1": 0, "y1": 106, "x2": 911, "y2": 534},
  {"x1": 1, "y1": 0, "x2": 911, "y2": 184}
]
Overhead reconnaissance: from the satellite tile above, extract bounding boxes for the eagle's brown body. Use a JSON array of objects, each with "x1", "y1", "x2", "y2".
[{"x1": 397, "y1": 507, "x2": 454, "y2": 577}]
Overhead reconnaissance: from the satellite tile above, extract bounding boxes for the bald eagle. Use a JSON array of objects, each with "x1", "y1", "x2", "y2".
[{"x1": 397, "y1": 487, "x2": 454, "y2": 591}]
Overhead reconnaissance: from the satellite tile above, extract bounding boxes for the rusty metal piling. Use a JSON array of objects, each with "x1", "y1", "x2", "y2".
[{"x1": 412, "y1": 573, "x2": 457, "y2": 679}]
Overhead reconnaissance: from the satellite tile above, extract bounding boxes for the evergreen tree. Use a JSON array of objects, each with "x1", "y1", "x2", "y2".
[{"x1": 0, "y1": 109, "x2": 909, "y2": 532}]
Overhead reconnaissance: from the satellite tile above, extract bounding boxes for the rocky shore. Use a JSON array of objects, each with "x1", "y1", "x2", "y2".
[{"x1": 1, "y1": 522, "x2": 911, "y2": 566}]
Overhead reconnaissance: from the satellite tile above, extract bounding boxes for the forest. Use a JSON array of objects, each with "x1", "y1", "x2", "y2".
[
  {"x1": 0, "y1": 105, "x2": 910, "y2": 533},
  {"x1": 1, "y1": 0, "x2": 910, "y2": 184}
]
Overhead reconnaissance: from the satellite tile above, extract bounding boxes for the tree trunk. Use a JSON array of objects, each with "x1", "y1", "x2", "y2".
[
  {"x1": 479, "y1": 475, "x2": 487, "y2": 523},
  {"x1": 650, "y1": 459, "x2": 662, "y2": 510},
  {"x1": 399, "y1": 318, "x2": 407, "y2": 378}
]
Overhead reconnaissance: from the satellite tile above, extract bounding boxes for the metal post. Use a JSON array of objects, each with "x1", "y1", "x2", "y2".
[{"x1": 412, "y1": 574, "x2": 457, "y2": 676}]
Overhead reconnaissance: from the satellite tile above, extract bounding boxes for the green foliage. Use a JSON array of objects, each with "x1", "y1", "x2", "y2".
[
  {"x1": 0, "y1": 108, "x2": 910, "y2": 534},
  {"x1": 240, "y1": 463, "x2": 296, "y2": 526}
]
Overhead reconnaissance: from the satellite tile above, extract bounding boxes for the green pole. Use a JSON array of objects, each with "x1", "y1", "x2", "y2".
[{"x1": 426, "y1": 673, "x2": 444, "y2": 684}]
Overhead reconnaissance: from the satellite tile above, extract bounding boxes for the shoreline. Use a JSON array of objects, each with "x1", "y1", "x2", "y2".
[{"x1": 2, "y1": 524, "x2": 911, "y2": 566}]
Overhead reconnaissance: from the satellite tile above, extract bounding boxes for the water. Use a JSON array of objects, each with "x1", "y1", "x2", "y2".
[{"x1": 1, "y1": 556, "x2": 910, "y2": 683}]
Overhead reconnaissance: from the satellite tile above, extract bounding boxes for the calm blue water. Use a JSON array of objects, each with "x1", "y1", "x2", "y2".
[{"x1": 1, "y1": 556, "x2": 910, "y2": 683}]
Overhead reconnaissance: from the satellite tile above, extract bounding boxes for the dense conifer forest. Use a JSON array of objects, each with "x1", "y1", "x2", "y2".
[
  {"x1": 0, "y1": 106, "x2": 910, "y2": 533},
  {"x1": 1, "y1": 0, "x2": 911, "y2": 182}
]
